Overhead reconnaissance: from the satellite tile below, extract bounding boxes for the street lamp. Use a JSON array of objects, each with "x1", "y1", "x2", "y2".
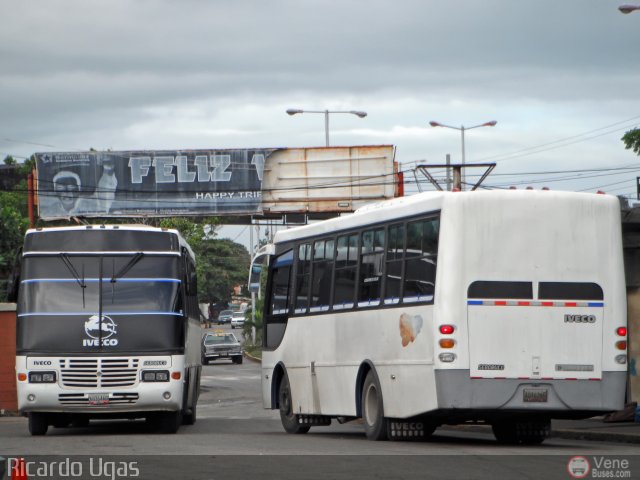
[
  {"x1": 286, "y1": 109, "x2": 367, "y2": 146},
  {"x1": 429, "y1": 120, "x2": 497, "y2": 189},
  {"x1": 619, "y1": 4, "x2": 640, "y2": 13}
]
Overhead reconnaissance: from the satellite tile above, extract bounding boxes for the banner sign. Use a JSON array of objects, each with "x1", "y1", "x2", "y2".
[{"x1": 35, "y1": 149, "x2": 273, "y2": 219}]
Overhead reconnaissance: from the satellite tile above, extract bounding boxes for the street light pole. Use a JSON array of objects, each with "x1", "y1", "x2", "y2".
[
  {"x1": 324, "y1": 110, "x2": 330, "y2": 146},
  {"x1": 429, "y1": 120, "x2": 497, "y2": 190},
  {"x1": 286, "y1": 109, "x2": 368, "y2": 147}
]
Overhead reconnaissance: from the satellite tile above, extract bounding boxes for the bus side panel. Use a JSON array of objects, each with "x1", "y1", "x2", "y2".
[
  {"x1": 270, "y1": 306, "x2": 439, "y2": 418},
  {"x1": 185, "y1": 317, "x2": 202, "y2": 367}
]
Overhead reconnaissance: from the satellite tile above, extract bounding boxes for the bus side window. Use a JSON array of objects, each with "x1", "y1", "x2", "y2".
[
  {"x1": 384, "y1": 223, "x2": 404, "y2": 304},
  {"x1": 404, "y1": 218, "x2": 439, "y2": 303},
  {"x1": 270, "y1": 268, "x2": 292, "y2": 315},
  {"x1": 310, "y1": 239, "x2": 334, "y2": 311},
  {"x1": 333, "y1": 234, "x2": 358, "y2": 309},
  {"x1": 294, "y1": 243, "x2": 311, "y2": 314},
  {"x1": 358, "y1": 228, "x2": 385, "y2": 306}
]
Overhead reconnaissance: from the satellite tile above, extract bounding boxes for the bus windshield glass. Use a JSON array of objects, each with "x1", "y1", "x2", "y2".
[
  {"x1": 19, "y1": 255, "x2": 182, "y2": 315},
  {"x1": 17, "y1": 253, "x2": 185, "y2": 354}
]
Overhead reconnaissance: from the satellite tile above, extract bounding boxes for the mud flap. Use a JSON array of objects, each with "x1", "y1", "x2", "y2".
[{"x1": 387, "y1": 419, "x2": 436, "y2": 441}]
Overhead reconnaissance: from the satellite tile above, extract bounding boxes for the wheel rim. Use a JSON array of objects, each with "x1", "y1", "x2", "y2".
[
  {"x1": 364, "y1": 383, "x2": 379, "y2": 427},
  {"x1": 280, "y1": 383, "x2": 293, "y2": 418}
]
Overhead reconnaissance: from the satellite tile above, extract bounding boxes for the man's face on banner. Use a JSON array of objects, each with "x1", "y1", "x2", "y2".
[{"x1": 53, "y1": 172, "x2": 80, "y2": 211}]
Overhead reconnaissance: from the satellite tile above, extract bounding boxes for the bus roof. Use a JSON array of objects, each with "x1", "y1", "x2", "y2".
[
  {"x1": 24, "y1": 224, "x2": 195, "y2": 259},
  {"x1": 273, "y1": 190, "x2": 618, "y2": 244}
]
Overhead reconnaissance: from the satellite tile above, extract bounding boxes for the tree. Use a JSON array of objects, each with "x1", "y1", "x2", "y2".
[
  {"x1": 0, "y1": 155, "x2": 33, "y2": 301},
  {"x1": 622, "y1": 128, "x2": 640, "y2": 155},
  {"x1": 157, "y1": 217, "x2": 249, "y2": 304},
  {"x1": 197, "y1": 238, "x2": 250, "y2": 304}
]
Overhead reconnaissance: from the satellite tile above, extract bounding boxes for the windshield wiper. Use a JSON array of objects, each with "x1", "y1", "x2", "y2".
[
  {"x1": 59, "y1": 253, "x2": 86, "y2": 308},
  {"x1": 110, "y1": 252, "x2": 144, "y2": 283}
]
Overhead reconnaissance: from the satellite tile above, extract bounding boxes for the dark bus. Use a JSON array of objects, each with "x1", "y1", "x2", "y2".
[{"x1": 13, "y1": 225, "x2": 202, "y2": 435}]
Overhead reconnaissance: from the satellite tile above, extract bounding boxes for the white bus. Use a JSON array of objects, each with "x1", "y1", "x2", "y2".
[
  {"x1": 252, "y1": 190, "x2": 628, "y2": 444},
  {"x1": 13, "y1": 225, "x2": 202, "y2": 435}
]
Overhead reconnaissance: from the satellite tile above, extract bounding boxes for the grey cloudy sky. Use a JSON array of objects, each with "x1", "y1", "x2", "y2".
[{"x1": 2, "y1": 0, "x2": 640, "y2": 203}]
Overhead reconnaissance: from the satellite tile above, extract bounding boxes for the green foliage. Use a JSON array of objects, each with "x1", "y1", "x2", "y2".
[
  {"x1": 622, "y1": 128, "x2": 640, "y2": 155},
  {"x1": 197, "y1": 237, "x2": 250, "y2": 303},
  {"x1": 0, "y1": 158, "x2": 31, "y2": 301},
  {"x1": 242, "y1": 294, "x2": 263, "y2": 345},
  {"x1": 156, "y1": 217, "x2": 249, "y2": 304}
]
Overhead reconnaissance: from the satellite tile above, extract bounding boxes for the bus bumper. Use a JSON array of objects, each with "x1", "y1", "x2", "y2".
[
  {"x1": 16, "y1": 355, "x2": 184, "y2": 415},
  {"x1": 434, "y1": 369, "x2": 626, "y2": 415},
  {"x1": 17, "y1": 381, "x2": 183, "y2": 414}
]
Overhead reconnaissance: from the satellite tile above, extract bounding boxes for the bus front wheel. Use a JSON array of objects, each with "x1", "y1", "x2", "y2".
[
  {"x1": 28, "y1": 413, "x2": 48, "y2": 436},
  {"x1": 278, "y1": 371, "x2": 310, "y2": 434},
  {"x1": 362, "y1": 371, "x2": 388, "y2": 441}
]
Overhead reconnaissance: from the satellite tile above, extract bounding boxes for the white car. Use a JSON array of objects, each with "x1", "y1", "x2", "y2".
[{"x1": 230, "y1": 311, "x2": 245, "y2": 329}]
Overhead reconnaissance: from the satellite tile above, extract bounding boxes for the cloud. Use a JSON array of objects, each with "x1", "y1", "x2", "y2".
[{"x1": 1, "y1": 0, "x2": 639, "y2": 196}]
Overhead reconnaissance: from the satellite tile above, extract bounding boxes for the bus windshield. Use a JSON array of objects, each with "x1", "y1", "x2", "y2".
[
  {"x1": 16, "y1": 254, "x2": 186, "y2": 354},
  {"x1": 19, "y1": 255, "x2": 182, "y2": 315}
]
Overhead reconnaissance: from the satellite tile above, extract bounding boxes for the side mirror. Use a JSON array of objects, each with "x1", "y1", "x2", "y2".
[{"x1": 248, "y1": 264, "x2": 261, "y2": 294}]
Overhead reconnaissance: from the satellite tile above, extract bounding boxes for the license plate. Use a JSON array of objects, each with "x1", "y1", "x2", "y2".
[
  {"x1": 87, "y1": 393, "x2": 110, "y2": 405},
  {"x1": 523, "y1": 388, "x2": 548, "y2": 403}
]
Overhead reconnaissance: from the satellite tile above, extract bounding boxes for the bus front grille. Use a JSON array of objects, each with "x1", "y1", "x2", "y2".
[
  {"x1": 59, "y1": 358, "x2": 140, "y2": 388},
  {"x1": 58, "y1": 392, "x2": 139, "y2": 406}
]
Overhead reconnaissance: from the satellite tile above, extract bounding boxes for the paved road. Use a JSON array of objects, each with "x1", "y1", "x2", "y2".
[{"x1": 1, "y1": 341, "x2": 638, "y2": 479}]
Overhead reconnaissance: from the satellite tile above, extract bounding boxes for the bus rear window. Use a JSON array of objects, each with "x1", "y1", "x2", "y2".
[
  {"x1": 468, "y1": 281, "x2": 533, "y2": 299},
  {"x1": 538, "y1": 282, "x2": 603, "y2": 301}
]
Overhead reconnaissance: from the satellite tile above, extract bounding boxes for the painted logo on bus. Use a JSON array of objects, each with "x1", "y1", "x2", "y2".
[
  {"x1": 399, "y1": 313, "x2": 423, "y2": 347},
  {"x1": 83, "y1": 315, "x2": 119, "y2": 347},
  {"x1": 564, "y1": 314, "x2": 596, "y2": 324}
]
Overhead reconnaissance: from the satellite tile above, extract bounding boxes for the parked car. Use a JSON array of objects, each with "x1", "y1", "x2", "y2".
[
  {"x1": 201, "y1": 331, "x2": 243, "y2": 364},
  {"x1": 230, "y1": 311, "x2": 245, "y2": 329},
  {"x1": 217, "y1": 310, "x2": 233, "y2": 325}
]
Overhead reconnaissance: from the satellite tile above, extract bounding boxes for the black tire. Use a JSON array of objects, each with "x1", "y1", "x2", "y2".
[
  {"x1": 492, "y1": 418, "x2": 550, "y2": 445},
  {"x1": 182, "y1": 403, "x2": 197, "y2": 425},
  {"x1": 150, "y1": 411, "x2": 182, "y2": 434},
  {"x1": 362, "y1": 371, "x2": 388, "y2": 441},
  {"x1": 233, "y1": 356, "x2": 243, "y2": 365},
  {"x1": 201, "y1": 355, "x2": 208, "y2": 365},
  {"x1": 28, "y1": 412, "x2": 48, "y2": 436},
  {"x1": 278, "y1": 370, "x2": 310, "y2": 434}
]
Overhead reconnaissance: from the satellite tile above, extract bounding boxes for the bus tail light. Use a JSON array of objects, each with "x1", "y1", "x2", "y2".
[
  {"x1": 615, "y1": 341, "x2": 627, "y2": 351},
  {"x1": 439, "y1": 339, "x2": 455, "y2": 349},
  {"x1": 17, "y1": 373, "x2": 27, "y2": 382},
  {"x1": 439, "y1": 353, "x2": 457, "y2": 363},
  {"x1": 171, "y1": 372, "x2": 181, "y2": 380},
  {"x1": 615, "y1": 355, "x2": 627, "y2": 365},
  {"x1": 439, "y1": 325, "x2": 455, "y2": 335},
  {"x1": 616, "y1": 327, "x2": 627, "y2": 337}
]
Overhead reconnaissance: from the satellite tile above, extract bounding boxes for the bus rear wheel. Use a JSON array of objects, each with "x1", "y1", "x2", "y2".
[
  {"x1": 362, "y1": 371, "x2": 388, "y2": 441},
  {"x1": 28, "y1": 413, "x2": 48, "y2": 436},
  {"x1": 492, "y1": 418, "x2": 550, "y2": 445},
  {"x1": 278, "y1": 371, "x2": 310, "y2": 434}
]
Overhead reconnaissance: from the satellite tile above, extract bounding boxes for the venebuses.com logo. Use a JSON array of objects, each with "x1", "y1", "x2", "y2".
[{"x1": 567, "y1": 456, "x2": 632, "y2": 479}]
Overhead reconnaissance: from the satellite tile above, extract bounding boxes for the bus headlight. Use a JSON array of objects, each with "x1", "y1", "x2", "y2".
[
  {"x1": 29, "y1": 371, "x2": 56, "y2": 383},
  {"x1": 141, "y1": 370, "x2": 170, "y2": 382}
]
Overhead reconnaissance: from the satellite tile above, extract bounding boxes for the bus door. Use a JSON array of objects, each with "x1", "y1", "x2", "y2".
[{"x1": 467, "y1": 281, "x2": 604, "y2": 381}]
